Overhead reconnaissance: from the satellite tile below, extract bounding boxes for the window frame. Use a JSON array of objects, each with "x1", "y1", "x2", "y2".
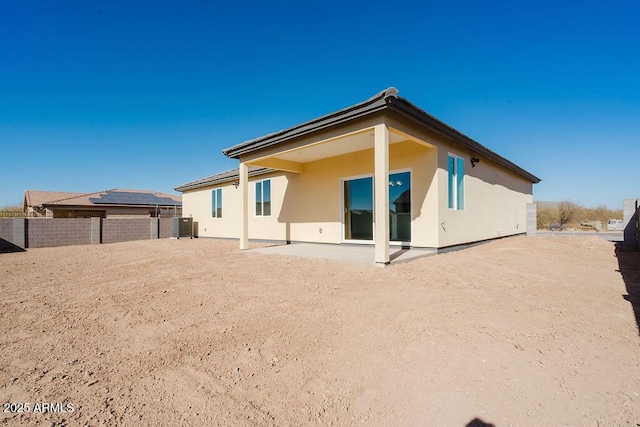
[
  {"x1": 254, "y1": 178, "x2": 271, "y2": 217},
  {"x1": 211, "y1": 187, "x2": 222, "y2": 218},
  {"x1": 448, "y1": 153, "x2": 465, "y2": 210}
]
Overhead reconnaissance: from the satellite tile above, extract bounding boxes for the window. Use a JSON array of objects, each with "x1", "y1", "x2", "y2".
[
  {"x1": 255, "y1": 179, "x2": 271, "y2": 216},
  {"x1": 211, "y1": 188, "x2": 222, "y2": 218},
  {"x1": 448, "y1": 154, "x2": 464, "y2": 210}
]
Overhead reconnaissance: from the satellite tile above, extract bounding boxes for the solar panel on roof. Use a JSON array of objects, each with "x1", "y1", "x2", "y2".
[{"x1": 89, "y1": 191, "x2": 181, "y2": 206}]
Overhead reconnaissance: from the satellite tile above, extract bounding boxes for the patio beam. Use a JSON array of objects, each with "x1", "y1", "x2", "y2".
[
  {"x1": 239, "y1": 161, "x2": 249, "y2": 250},
  {"x1": 374, "y1": 123, "x2": 390, "y2": 265}
]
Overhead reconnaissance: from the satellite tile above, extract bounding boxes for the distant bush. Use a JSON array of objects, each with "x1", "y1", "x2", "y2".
[
  {"x1": 558, "y1": 201, "x2": 579, "y2": 226},
  {"x1": 537, "y1": 205, "x2": 558, "y2": 229},
  {"x1": 0, "y1": 202, "x2": 22, "y2": 211},
  {"x1": 536, "y1": 201, "x2": 622, "y2": 230}
]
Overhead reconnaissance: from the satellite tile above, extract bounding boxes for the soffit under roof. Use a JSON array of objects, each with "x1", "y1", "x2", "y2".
[{"x1": 272, "y1": 129, "x2": 407, "y2": 164}]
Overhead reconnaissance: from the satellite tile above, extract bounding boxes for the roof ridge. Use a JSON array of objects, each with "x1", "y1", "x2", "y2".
[
  {"x1": 48, "y1": 190, "x2": 108, "y2": 204},
  {"x1": 109, "y1": 188, "x2": 164, "y2": 193},
  {"x1": 24, "y1": 190, "x2": 95, "y2": 206}
]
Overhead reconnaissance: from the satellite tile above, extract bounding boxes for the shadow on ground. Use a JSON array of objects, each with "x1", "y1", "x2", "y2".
[
  {"x1": 389, "y1": 248, "x2": 409, "y2": 261},
  {"x1": 466, "y1": 418, "x2": 496, "y2": 427},
  {"x1": 615, "y1": 243, "x2": 640, "y2": 336},
  {"x1": 0, "y1": 237, "x2": 26, "y2": 254}
]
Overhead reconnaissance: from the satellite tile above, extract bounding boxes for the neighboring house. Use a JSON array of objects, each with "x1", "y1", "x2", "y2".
[
  {"x1": 176, "y1": 88, "x2": 540, "y2": 265},
  {"x1": 24, "y1": 189, "x2": 182, "y2": 218}
]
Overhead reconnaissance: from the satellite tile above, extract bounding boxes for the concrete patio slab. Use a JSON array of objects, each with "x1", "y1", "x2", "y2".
[{"x1": 248, "y1": 242, "x2": 437, "y2": 265}]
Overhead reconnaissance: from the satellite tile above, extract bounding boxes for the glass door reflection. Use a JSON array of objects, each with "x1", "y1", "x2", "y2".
[{"x1": 343, "y1": 177, "x2": 373, "y2": 241}]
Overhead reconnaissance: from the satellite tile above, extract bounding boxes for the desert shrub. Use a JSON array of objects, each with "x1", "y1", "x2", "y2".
[
  {"x1": 558, "y1": 201, "x2": 579, "y2": 226},
  {"x1": 536, "y1": 201, "x2": 623, "y2": 229},
  {"x1": 537, "y1": 205, "x2": 559, "y2": 229}
]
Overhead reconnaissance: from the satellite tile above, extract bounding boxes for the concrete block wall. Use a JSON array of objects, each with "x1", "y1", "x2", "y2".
[
  {"x1": 623, "y1": 199, "x2": 639, "y2": 249},
  {"x1": 159, "y1": 218, "x2": 172, "y2": 238},
  {"x1": 13, "y1": 219, "x2": 26, "y2": 248},
  {"x1": 1, "y1": 218, "x2": 178, "y2": 251},
  {"x1": 0, "y1": 219, "x2": 27, "y2": 251},
  {"x1": 0, "y1": 219, "x2": 14, "y2": 241},
  {"x1": 102, "y1": 218, "x2": 152, "y2": 244},
  {"x1": 526, "y1": 203, "x2": 537, "y2": 236},
  {"x1": 91, "y1": 217, "x2": 101, "y2": 244},
  {"x1": 28, "y1": 218, "x2": 92, "y2": 248},
  {"x1": 0, "y1": 219, "x2": 16, "y2": 251},
  {"x1": 150, "y1": 218, "x2": 159, "y2": 239}
]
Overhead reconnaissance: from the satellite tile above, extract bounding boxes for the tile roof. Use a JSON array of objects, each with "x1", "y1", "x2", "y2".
[
  {"x1": 25, "y1": 191, "x2": 88, "y2": 207},
  {"x1": 222, "y1": 87, "x2": 540, "y2": 184},
  {"x1": 175, "y1": 166, "x2": 274, "y2": 192},
  {"x1": 222, "y1": 88, "x2": 397, "y2": 158},
  {"x1": 24, "y1": 189, "x2": 181, "y2": 207}
]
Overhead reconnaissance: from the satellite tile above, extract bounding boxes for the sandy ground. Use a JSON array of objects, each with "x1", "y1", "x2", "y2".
[{"x1": 1, "y1": 236, "x2": 639, "y2": 426}]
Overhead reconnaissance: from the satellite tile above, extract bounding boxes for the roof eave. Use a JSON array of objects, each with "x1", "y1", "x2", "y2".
[
  {"x1": 386, "y1": 97, "x2": 541, "y2": 184},
  {"x1": 221, "y1": 102, "x2": 388, "y2": 159},
  {"x1": 174, "y1": 178, "x2": 238, "y2": 192},
  {"x1": 174, "y1": 167, "x2": 275, "y2": 192},
  {"x1": 221, "y1": 88, "x2": 540, "y2": 184},
  {"x1": 222, "y1": 88, "x2": 398, "y2": 159},
  {"x1": 42, "y1": 203, "x2": 182, "y2": 209}
]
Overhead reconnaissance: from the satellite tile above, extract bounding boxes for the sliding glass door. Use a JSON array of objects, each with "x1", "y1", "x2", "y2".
[
  {"x1": 389, "y1": 171, "x2": 411, "y2": 242},
  {"x1": 343, "y1": 176, "x2": 374, "y2": 241},
  {"x1": 342, "y1": 171, "x2": 411, "y2": 243}
]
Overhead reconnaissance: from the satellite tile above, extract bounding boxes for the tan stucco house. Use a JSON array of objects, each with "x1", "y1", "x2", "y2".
[{"x1": 176, "y1": 88, "x2": 540, "y2": 265}]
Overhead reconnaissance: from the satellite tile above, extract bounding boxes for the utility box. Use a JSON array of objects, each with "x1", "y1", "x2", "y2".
[
  {"x1": 580, "y1": 220, "x2": 602, "y2": 231},
  {"x1": 171, "y1": 217, "x2": 193, "y2": 239}
]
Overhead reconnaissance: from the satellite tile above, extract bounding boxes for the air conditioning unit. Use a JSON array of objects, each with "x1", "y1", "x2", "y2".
[{"x1": 171, "y1": 217, "x2": 193, "y2": 239}]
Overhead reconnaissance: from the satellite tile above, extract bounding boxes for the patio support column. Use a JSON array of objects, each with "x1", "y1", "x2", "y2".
[
  {"x1": 374, "y1": 123, "x2": 390, "y2": 265},
  {"x1": 239, "y1": 161, "x2": 249, "y2": 250}
]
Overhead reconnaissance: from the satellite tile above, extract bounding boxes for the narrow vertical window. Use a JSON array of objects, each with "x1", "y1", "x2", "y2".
[
  {"x1": 448, "y1": 154, "x2": 465, "y2": 210},
  {"x1": 456, "y1": 157, "x2": 464, "y2": 210},
  {"x1": 212, "y1": 188, "x2": 222, "y2": 218},
  {"x1": 263, "y1": 179, "x2": 271, "y2": 216},
  {"x1": 255, "y1": 181, "x2": 262, "y2": 216},
  {"x1": 255, "y1": 179, "x2": 271, "y2": 216},
  {"x1": 448, "y1": 155, "x2": 455, "y2": 209}
]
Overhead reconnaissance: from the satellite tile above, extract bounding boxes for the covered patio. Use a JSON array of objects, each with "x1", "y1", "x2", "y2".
[{"x1": 224, "y1": 88, "x2": 436, "y2": 266}]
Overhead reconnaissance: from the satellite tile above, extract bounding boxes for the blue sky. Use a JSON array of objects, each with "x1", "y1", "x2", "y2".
[{"x1": 1, "y1": 0, "x2": 638, "y2": 209}]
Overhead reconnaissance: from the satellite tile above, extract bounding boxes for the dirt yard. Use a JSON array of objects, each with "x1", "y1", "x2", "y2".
[{"x1": 1, "y1": 236, "x2": 639, "y2": 426}]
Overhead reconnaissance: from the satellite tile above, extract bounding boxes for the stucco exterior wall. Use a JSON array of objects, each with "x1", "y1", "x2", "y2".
[
  {"x1": 384, "y1": 114, "x2": 533, "y2": 247},
  {"x1": 281, "y1": 141, "x2": 437, "y2": 246},
  {"x1": 182, "y1": 113, "x2": 534, "y2": 249},
  {"x1": 182, "y1": 171, "x2": 289, "y2": 241},
  {"x1": 435, "y1": 141, "x2": 533, "y2": 247},
  {"x1": 183, "y1": 141, "x2": 439, "y2": 246},
  {"x1": 182, "y1": 184, "x2": 232, "y2": 238}
]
